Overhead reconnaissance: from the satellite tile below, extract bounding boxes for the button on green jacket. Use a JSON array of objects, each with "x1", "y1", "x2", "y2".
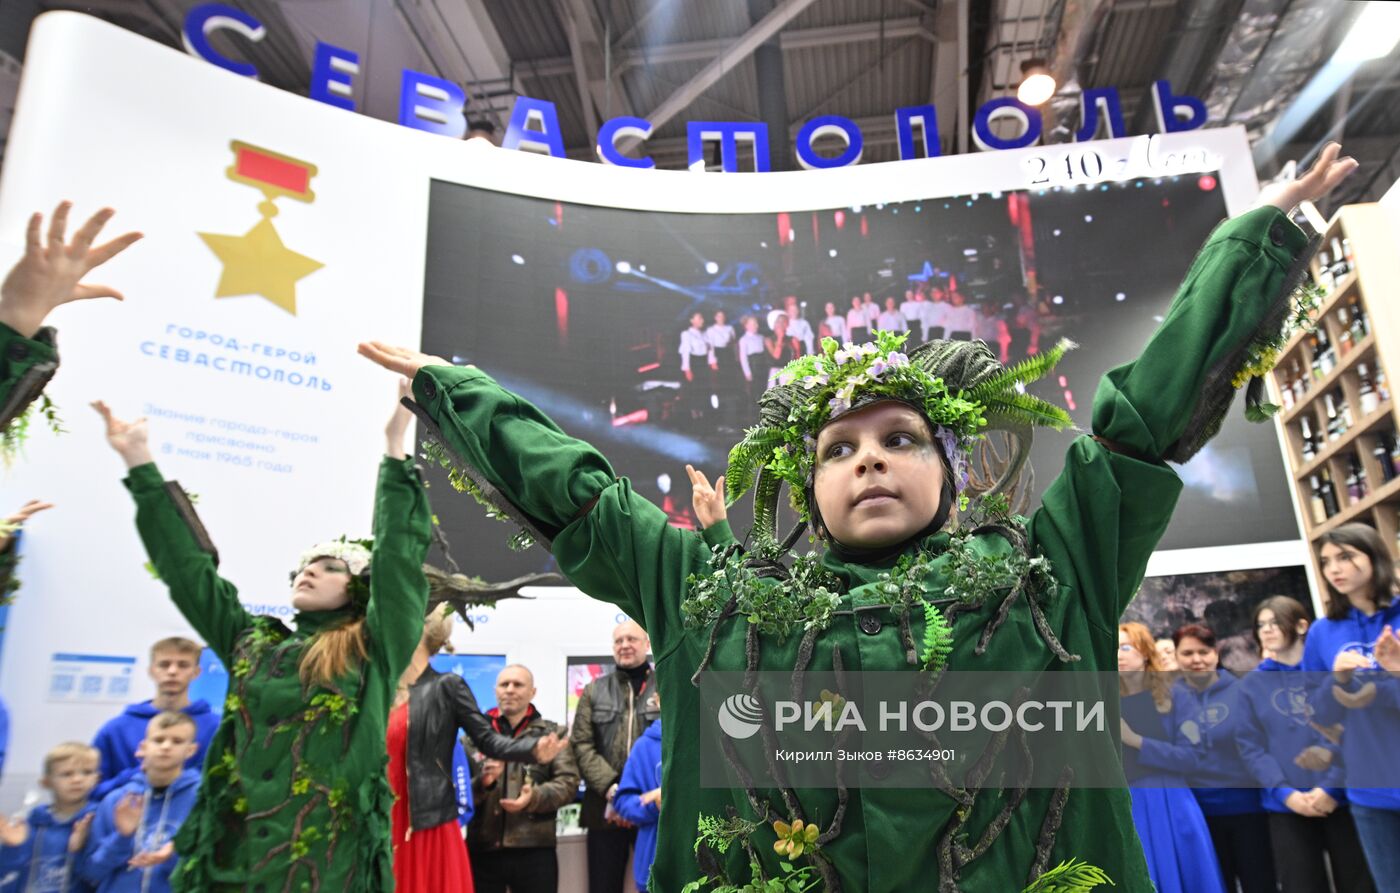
[{"x1": 409, "y1": 206, "x2": 1311, "y2": 892}]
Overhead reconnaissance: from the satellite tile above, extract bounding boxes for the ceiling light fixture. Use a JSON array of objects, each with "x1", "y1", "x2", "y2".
[{"x1": 1017, "y1": 58, "x2": 1056, "y2": 106}]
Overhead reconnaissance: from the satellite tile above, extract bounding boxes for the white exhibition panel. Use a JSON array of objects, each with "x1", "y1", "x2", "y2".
[{"x1": 0, "y1": 12, "x2": 1281, "y2": 796}]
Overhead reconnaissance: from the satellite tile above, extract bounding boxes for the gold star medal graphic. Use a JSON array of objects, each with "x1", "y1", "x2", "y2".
[{"x1": 198, "y1": 141, "x2": 324, "y2": 315}]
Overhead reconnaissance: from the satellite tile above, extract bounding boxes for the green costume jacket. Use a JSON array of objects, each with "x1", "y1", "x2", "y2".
[
  {"x1": 0, "y1": 322, "x2": 59, "y2": 435},
  {"x1": 410, "y1": 207, "x2": 1310, "y2": 893},
  {"x1": 123, "y1": 456, "x2": 432, "y2": 893}
]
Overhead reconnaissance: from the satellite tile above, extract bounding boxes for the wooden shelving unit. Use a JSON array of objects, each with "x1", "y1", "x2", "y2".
[{"x1": 1269, "y1": 203, "x2": 1400, "y2": 610}]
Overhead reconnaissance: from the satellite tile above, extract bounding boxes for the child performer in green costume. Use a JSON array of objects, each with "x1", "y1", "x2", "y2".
[
  {"x1": 359, "y1": 146, "x2": 1356, "y2": 893},
  {"x1": 91, "y1": 382, "x2": 568, "y2": 893}
]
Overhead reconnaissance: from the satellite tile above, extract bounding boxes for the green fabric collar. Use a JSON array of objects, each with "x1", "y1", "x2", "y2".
[
  {"x1": 293, "y1": 605, "x2": 360, "y2": 636},
  {"x1": 819, "y1": 531, "x2": 952, "y2": 592}
]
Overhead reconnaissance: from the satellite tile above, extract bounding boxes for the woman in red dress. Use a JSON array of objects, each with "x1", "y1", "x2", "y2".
[{"x1": 388, "y1": 607, "x2": 568, "y2": 892}]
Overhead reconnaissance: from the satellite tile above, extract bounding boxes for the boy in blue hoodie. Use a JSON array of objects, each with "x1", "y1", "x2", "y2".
[
  {"x1": 90, "y1": 639, "x2": 216, "y2": 802},
  {"x1": 80, "y1": 713, "x2": 200, "y2": 893},
  {"x1": 0, "y1": 742, "x2": 100, "y2": 892},
  {"x1": 613, "y1": 710, "x2": 662, "y2": 893}
]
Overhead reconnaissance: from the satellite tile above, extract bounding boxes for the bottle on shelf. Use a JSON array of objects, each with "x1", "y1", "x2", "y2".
[
  {"x1": 1316, "y1": 326, "x2": 1337, "y2": 376},
  {"x1": 1310, "y1": 336, "x2": 1325, "y2": 380},
  {"x1": 1390, "y1": 434, "x2": 1400, "y2": 481},
  {"x1": 1358, "y1": 363, "x2": 1380, "y2": 416},
  {"x1": 1319, "y1": 468, "x2": 1341, "y2": 518},
  {"x1": 1316, "y1": 249, "x2": 1335, "y2": 292},
  {"x1": 1337, "y1": 307, "x2": 1353, "y2": 356},
  {"x1": 1292, "y1": 359, "x2": 1310, "y2": 403},
  {"x1": 1349, "y1": 295, "x2": 1369, "y2": 341},
  {"x1": 1338, "y1": 389, "x2": 1354, "y2": 432},
  {"x1": 1346, "y1": 453, "x2": 1369, "y2": 503},
  {"x1": 1375, "y1": 432, "x2": 1398, "y2": 484},
  {"x1": 1308, "y1": 475, "x2": 1327, "y2": 525},
  {"x1": 1329, "y1": 236, "x2": 1350, "y2": 281},
  {"x1": 1342, "y1": 237, "x2": 1355, "y2": 270},
  {"x1": 1324, "y1": 393, "x2": 1342, "y2": 442},
  {"x1": 1301, "y1": 416, "x2": 1318, "y2": 462},
  {"x1": 1376, "y1": 365, "x2": 1390, "y2": 403}
]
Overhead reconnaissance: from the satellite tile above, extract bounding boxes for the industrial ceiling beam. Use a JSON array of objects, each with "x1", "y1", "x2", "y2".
[{"x1": 520, "y1": 15, "x2": 935, "y2": 80}]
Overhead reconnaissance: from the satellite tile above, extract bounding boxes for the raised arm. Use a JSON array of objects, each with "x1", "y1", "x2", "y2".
[
  {"x1": 1030, "y1": 146, "x2": 1356, "y2": 631},
  {"x1": 95, "y1": 401, "x2": 252, "y2": 662},
  {"x1": 356, "y1": 343, "x2": 711, "y2": 653},
  {"x1": 0, "y1": 204, "x2": 140, "y2": 436},
  {"x1": 443, "y1": 673, "x2": 540, "y2": 763},
  {"x1": 365, "y1": 379, "x2": 434, "y2": 679}
]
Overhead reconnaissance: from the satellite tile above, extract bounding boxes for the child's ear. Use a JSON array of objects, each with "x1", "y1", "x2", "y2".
[{"x1": 135, "y1": 742, "x2": 146, "y2": 760}]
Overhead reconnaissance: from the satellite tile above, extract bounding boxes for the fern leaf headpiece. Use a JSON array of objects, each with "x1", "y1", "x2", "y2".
[{"x1": 724, "y1": 331, "x2": 1076, "y2": 540}]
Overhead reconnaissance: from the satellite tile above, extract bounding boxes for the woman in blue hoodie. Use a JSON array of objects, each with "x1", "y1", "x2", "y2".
[
  {"x1": 613, "y1": 714, "x2": 662, "y2": 893},
  {"x1": 1237, "y1": 595, "x2": 1375, "y2": 892},
  {"x1": 1303, "y1": 523, "x2": 1400, "y2": 892},
  {"x1": 1122, "y1": 623, "x2": 1276, "y2": 893}
]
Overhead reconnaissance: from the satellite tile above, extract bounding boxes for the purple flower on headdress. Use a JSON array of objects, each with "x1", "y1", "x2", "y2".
[
  {"x1": 801, "y1": 373, "x2": 829, "y2": 390},
  {"x1": 829, "y1": 394, "x2": 851, "y2": 415},
  {"x1": 887, "y1": 351, "x2": 909, "y2": 367},
  {"x1": 868, "y1": 358, "x2": 889, "y2": 380},
  {"x1": 835, "y1": 346, "x2": 857, "y2": 365},
  {"x1": 859, "y1": 343, "x2": 879, "y2": 358},
  {"x1": 776, "y1": 372, "x2": 796, "y2": 386},
  {"x1": 935, "y1": 425, "x2": 971, "y2": 493}
]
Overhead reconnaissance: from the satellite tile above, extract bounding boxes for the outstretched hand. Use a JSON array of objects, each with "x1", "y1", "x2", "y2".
[
  {"x1": 0, "y1": 202, "x2": 143, "y2": 338},
  {"x1": 532, "y1": 730, "x2": 569, "y2": 764},
  {"x1": 357, "y1": 342, "x2": 450, "y2": 380},
  {"x1": 0, "y1": 499, "x2": 55, "y2": 553},
  {"x1": 1254, "y1": 142, "x2": 1359, "y2": 214},
  {"x1": 686, "y1": 464, "x2": 727, "y2": 529},
  {"x1": 1375, "y1": 626, "x2": 1400, "y2": 674},
  {"x1": 90, "y1": 401, "x2": 153, "y2": 469}
]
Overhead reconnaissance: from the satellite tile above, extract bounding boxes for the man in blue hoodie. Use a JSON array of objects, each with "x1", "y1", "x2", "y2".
[
  {"x1": 90, "y1": 639, "x2": 216, "y2": 801},
  {"x1": 613, "y1": 712, "x2": 662, "y2": 893},
  {"x1": 81, "y1": 713, "x2": 200, "y2": 893},
  {"x1": 0, "y1": 742, "x2": 100, "y2": 892}
]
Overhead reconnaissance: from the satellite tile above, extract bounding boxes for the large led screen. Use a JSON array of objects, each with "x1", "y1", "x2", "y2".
[{"x1": 421, "y1": 175, "x2": 1296, "y2": 578}]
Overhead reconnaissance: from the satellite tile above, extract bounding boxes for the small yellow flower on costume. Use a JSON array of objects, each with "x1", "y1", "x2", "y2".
[{"x1": 773, "y1": 818, "x2": 820, "y2": 859}]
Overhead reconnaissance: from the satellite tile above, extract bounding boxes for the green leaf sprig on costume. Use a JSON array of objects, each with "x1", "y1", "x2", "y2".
[
  {"x1": 683, "y1": 814, "x2": 823, "y2": 893},
  {"x1": 420, "y1": 439, "x2": 535, "y2": 551},
  {"x1": 724, "y1": 333, "x2": 1076, "y2": 535},
  {"x1": 682, "y1": 544, "x2": 841, "y2": 642},
  {"x1": 1021, "y1": 858, "x2": 1115, "y2": 892},
  {"x1": 1236, "y1": 279, "x2": 1326, "y2": 422},
  {"x1": 1, "y1": 395, "x2": 62, "y2": 467},
  {"x1": 920, "y1": 601, "x2": 953, "y2": 671}
]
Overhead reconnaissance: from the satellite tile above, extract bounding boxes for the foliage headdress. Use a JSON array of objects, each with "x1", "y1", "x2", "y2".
[{"x1": 723, "y1": 331, "x2": 1077, "y2": 543}]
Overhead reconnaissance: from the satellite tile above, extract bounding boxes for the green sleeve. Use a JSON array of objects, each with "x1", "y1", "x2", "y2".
[
  {"x1": 412, "y1": 366, "x2": 710, "y2": 653},
  {"x1": 124, "y1": 463, "x2": 253, "y2": 663},
  {"x1": 365, "y1": 456, "x2": 433, "y2": 679},
  {"x1": 1029, "y1": 207, "x2": 1314, "y2": 630},
  {"x1": 0, "y1": 323, "x2": 59, "y2": 433},
  {"x1": 701, "y1": 520, "x2": 738, "y2": 550}
]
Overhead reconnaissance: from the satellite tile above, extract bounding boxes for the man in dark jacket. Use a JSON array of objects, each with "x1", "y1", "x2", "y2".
[
  {"x1": 571, "y1": 621, "x2": 658, "y2": 893},
  {"x1": 468, "y1": 664, "x2": 580, "y2": 893}
]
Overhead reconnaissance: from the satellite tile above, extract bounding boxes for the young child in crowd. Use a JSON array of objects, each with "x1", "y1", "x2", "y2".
[
  {"x1": 0, "y1": 742, "x2": 100, "y2": 892},
  {"x1": 80, "y1": 714, "x2": 200, "y2": 893}
]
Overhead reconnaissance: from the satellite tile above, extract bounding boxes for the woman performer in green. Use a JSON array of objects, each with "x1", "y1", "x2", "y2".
[
  {"x1": 91, "y1": 383, "x2": 567, "y2": 892},
  {"x1": 359, "y1": 146, "x2": 1356, "y2": 893}
]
